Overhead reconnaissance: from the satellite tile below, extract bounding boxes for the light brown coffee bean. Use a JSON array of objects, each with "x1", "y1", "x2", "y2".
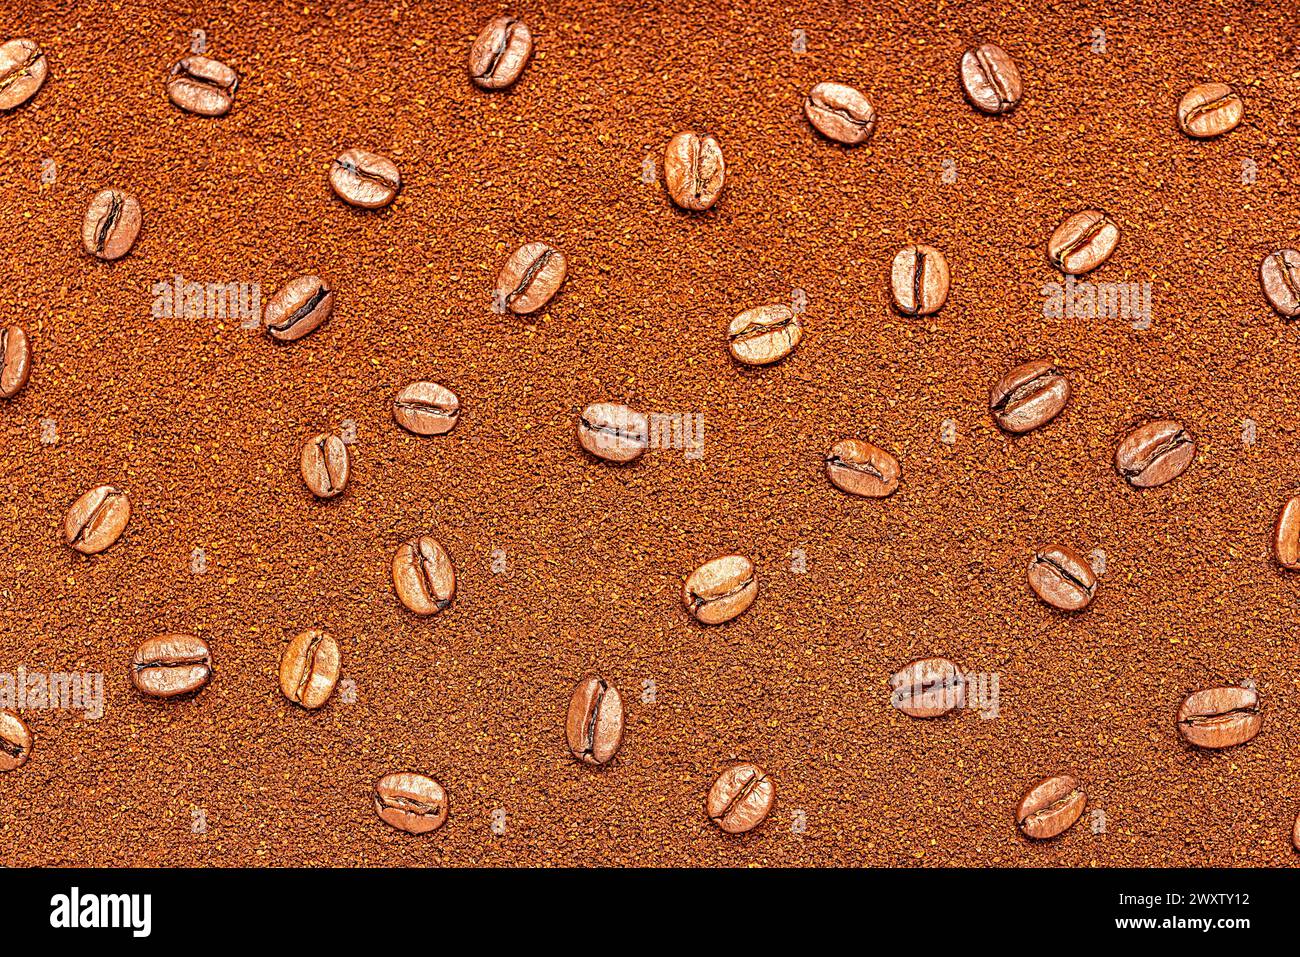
[
  {"x1": 1177, "y1": 82, "x2": 1243, "y2": 138},
  {"x1": 1259, "y1": 249, "x2": 1300, "y2": 318},
  {"x1": 393, "y1": 381, "x2": 459, "y2": 436},
  {"x1": 989, "y1": 359, "x2": 1070, "y2": 434},
  {"x1": 825, "y1": 438, "x2": 900, "y2": 498},
  {"x1": 64, "y1": 485, "x2": 130, "y2": 555},
  {"x1": 959, "y1": 42, "x2": 1022, "y2": 115},
  {"x1": 494, "y1": 242, "x2": 567, "y2": 315},
  {"x1": 263, "y1": 275, "x2": 334, "y2": 342},
  {"x1": 707, "y1": 763, "x2": 774, "y2": 834},
  {"x1": 1016, "y1": 774, "x2": 1086, "y2": 839},
  {"x1": 0, "y1": 709, "x2": 32, "y2": 772},
  {"x1": 728, "y1": 305, "x2": 802, "y2": 365},
  {"x1": 565, "y1": 675, "x2": 624, "y2": 766},
  {"x1": 1115, "y1": 420, "x2": 1195, "y2": 488},
  {"x1": 1176, "y1": 686, "x2": 1261, "y2": 749},
  {"x1": 663, "y1": 132, "x2": 725, "y2": 212},
  {"x1": 0, "y1": 38, "x2": 47, "y2": 110},
  {"x1": 300, "y1": 433, "x2": 349, "y2": 499},
  {"x1": 889, "y1": 657, "x2": 964, "y2": 719},
  {"x1": 469, "y1": 15, "x2": 532, "y2": 90},
  {"x1": 392, "y1": 536, "x2": 456, "y2": 616},
  {"x1": 1274, "y1": 496, "x2": 1300, "y2": 569},
  {"x1": 81, "y1": 189, "x2": 142, "y2": 261},
  {"x1": 1027, "y1": 545, "x2": 1098, "y2": 612},
  {"x1": 1048, "y1": 210, "x2": 1119, "y2": 275},
  {"x1": 279, "y1": 629, "x2": 341, "y2": 710},
  {"x1": 165, "y1": 55, "x2": 238, "y2": 116},
  {"x1": 374, "y1": 772, "x2": 449, "y2": 834},
  {"x1": 890, "y1": 245, "x2": 949, "y2": 316},
  {"x1": 683, "y1": 555, "x2": 757, "y2": 625},
  {"x1": 577, "y1": 402, "x2": 649, "y2": 463},
  {"x1": 804, "y1": 81, "x2": 876, "y2": 145},
  {"x1": 0, "y1": 325, "x2": 32, "y2": 399},
  {"x1": 131, "y1": 634, "x2": 212, "y2": 698},
  {"x1": 1293, "y1": 811, "x2": 1300, "y2": 853},
  {"x1": 329, "y1": 148, "x2": 401, "y2": 209}
]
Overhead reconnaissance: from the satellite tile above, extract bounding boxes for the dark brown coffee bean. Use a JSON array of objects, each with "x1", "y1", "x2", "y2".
[
  {"x1": 959, "y1": 42, "x2": 1022, "y2": 115},
  {"x1": 469, "y1": 15, "x2": 532, "y2": 90},
  {"x1": 1115, "y1": 420, "x2": 1195, "y2": 488},
  {"x1": 1275, "y1": 496, "x2": 1300, "y2": 569},
  {"x1": 131, "y1": 634, "x2": 212, "y2": 698},
  {"x1": 392, "y1": 536, "x2": 456, "y2": 616},
  {"x1": 804, "y1": 82, "x2": 876, "y2": 145},
  {"x1": 0, "y1": 325, "x2": 32, "y2": 399},
  {"x1": 565, "y1": 675, "x2": 624, "y2": 766},
  {"x1": 393, "y1": 381, "x2": 459, "y2": 436},
  {"x1": 728, "y1": 305, "x2": 802, "y2": 365},
  {"x1": 1177, "y1": 82, "x2": 1243, "y2": 138},
  {"x1": 890, "y1": 244, "x2": 949, "y2": 316},
  {"x1": 263, "y1": 275, "x2": 334, "y2": 342},
  {"x1": 279, "y1": 629, "x2": 340, "y2": 710},
  {"x1": 707, "y1": 763, "x2": 774, "y2": 834},
  {"x1": 577, "y1": 402, "x2": 649, "y2": 463},
  {"x1": 0, "y1": 38, "x2": 47, "y2": 110},
  {"x1": 494, "y1": 242, "x2": 567, "y2": 315},
  {"x1": 1048, "y1": 210, "x2": 1119, "y2": 275},
  {"x1": 329, "y1": 148, "x2": 400, "y2": 209},
  {"x1": 81, "y1": 189, "x2": 142, "y2": 261},
  {"x1": 1027, "y1": 545, "x2": 1098, "y2": 612},
  {"x1": 64, "y1": 485, "x2": 130, "y2": 555},
  {"x1": 1016, "y1": 774, "x2": 1085, "y2": 839},
  {"x1": 300, "y1": 433, "x2": 349, "y2": 499},
  {"x1": 0, "y1": 709, "x2": 32, "y2": 772},
  {"x1": 374, "y1": 772, "x2": 449, "y2": 834},
  {"x1": 889, "y1": 657, "x2": 964, "y2": 719},
  {"x1": 165, "y1": 55, "x2": 238, "y2": 116},
  {"x1": 989, "y1": 359, "x2": 1070, "y2": 434},
  {"x1": 683, "y1": 555, "x2": 757, "y2": 625},
  {"x1": 1260, "y1": 249, "x2": 1300, "y2": 318},
  {"x1": 663, "y1": 132, "x2": 725, "y2": 212},
  {"x1": 825, "y1": 438, "x2": 900, "y2": 498},
  {"x1": 1176, "y1": 686, "x2": 1261, "y2": 749}
]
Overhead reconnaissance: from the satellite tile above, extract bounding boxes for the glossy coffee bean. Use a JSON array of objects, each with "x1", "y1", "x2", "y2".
[
  {"x1": 1027, "y1": 545, "x2": 1097, "y2": 612},
  {"x1": 131, "y1": 634, "x2": 212, "y2": 698},
  {"x1": 565, "y1": 675, "x2": 624, "y2": 766},
  {"x1": 989, "y1": 359, "x2": 1069, "y2": 434},
  {"x1": 263, "y1": 275, "x2": 334, "y2": 342},
  {"x1": 64, "y1": 485, "x2": 130, "y2": 555},
  {"x1": 0, "y1": 325, "x2": 32, "y2": 399},
  {"x1": 959, "y1": 42, "x2": 1022, "y2": 115},
  {"x1": 374, "y1": 772, "x2": 449, "y2": 834},
  {"x1": 279, "y1": 629, "x2": 340, "y2": 710},
  {"x1": 494, "y1": 242, "x2": 567, "y2": 315},
  {"x1": 889, "y1": 657, "x2": 964, "y2": 719},
  {"x1": 1177, "y1": 82, "x2": 1243, "y2": 138},
  {"x1": 393, "y1": 381, "x2": 459, "y2": 436},
  {"x1": 825, "y1": 439, "x2": 900, "y2": 498},
  {"x1": 1259, "y1": 249, "x2": 1300, "y2": 318},
  {"x1": 683, "y1": 554, "x2": 757, "y2": 625},
  {"x1": 329, "y1": 148, "x2": 400, "y2": 209},
  {"x1": 890, "y1": 244, "x2": 949, "y2": 316},
  {"x1": 1293, "y1": 811, "x2": 1300, "y2": 853},
  {"x1": 0, "y1": 38, "x2": 47, "y2": 110},
  {"x1": 1115, "y1": 420, "x2": 1195, "y2": 488},
  {"x1": 300, "y1": 433, "x2": 349, "y2": 499},
  {"x1": 1274, "y1": 496, "x2": 1300, "y2": 569},
  {"x1": 0, "y1": 709, "x2": 32, "y2": 772},
  {"x1": 728, "y1": 305, "x2": 802, "y2": 365},
  {"x1": 1048, "y1": 210, "x2": 1119, "y2": 275},
  {"x1": 577, "y1": 402, "x2": 649, "y2": 463},
  {"x1": 804, "y1": 82, "x2": 876, "y2": 145},
  {"x1": 663, "y1": 132, "x2": 725, "y2": 211},
  {"x1": 707, "y1": 763, "x2": 774, "y2": 834},
  {"x1": 81, "y1": 189, "x2": 142, "y2": 261},
  {"x1": 165, "y1": 55, "x2": 238, "y2": 116},
  {"x1": 392, "y1": 536, "x2": 455, "y2": 616},
  {"x1": 1176, "y1": 686, "x2": 1261, "y2": 749},
  {"x1": 1016, "y1": 774, "x2": 1085, "y2": 839},
  {"x1": 469, "y1": 15, "x2": 532, "y2": 90}
]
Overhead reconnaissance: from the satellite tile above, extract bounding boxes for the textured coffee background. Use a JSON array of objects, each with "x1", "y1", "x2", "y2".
[{"x1": 2, "y1": 0, "x2": 1299, "y2": 866}]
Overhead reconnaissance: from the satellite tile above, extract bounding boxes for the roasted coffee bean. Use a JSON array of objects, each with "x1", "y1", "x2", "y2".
[
  {"x1": 64, "y1": 485, "x2": 130, "y2": 554},
  {"x1": 707, "y1": 763, "x2": 774, "y2": 834},
  {"x1": 1027, "y1": 545, "x2": 1098, "y2": 612},
  {"x1": 1176, "y1": 686, "x2": 1261, "y2": 749},
  {"x1": 577, "y1": 402, "x2": 649, "y2": 463},
  {"x1": 263, "y1": 275, "x2": 334, "y2": 342},
  {"x1": 890, "y1": 244, "x2": 949, "y2": 316},
  {"x1": 682, "y1": 554, "x2": 757, "y2": 625},
  {"x1": 329, "y1": 148, "x2": 400, "y2": 209},
  {"x1": 374, "y1": 772, "x2": 448, "y2": 834},
  {"x1": 0, "y1": 325, "x2": 32, "y2": 399},
  {"x1": 131, "y1": 634, "x2": 212, "y2": 698},
  {"x1": 165, "y1": 55, "x2": 238, "y2": 116},
  {"x1": 1048, "y1": 210, "x2": 1119, "y2": 275},
  {"x1": 804, "y1": 81, "x2": 876, "y2": 145},
  {"x1": 989, "y1": 359, "x2": 1070, "y2": 434},
  {"x1": 1115, "y1": 420, "x2": 1195, "y2": 488},
  {"x1": 0, "y1": 38, "x2": 47, "y2": 110},
  {"x1": 565, "y1": 675, "x2": 624, "y2": 766},
  {"x1": 393, "y1": 381, "x2": 459, "y2": 436},
  {"x1": 81, "y1": 189, "x2": 142, "y2": 261},
  {"x1": 392, "y1": 536, "x2": 456, "y2": 616},
  {"x1": 494, "y1": 242, "x2": 567, "y2": 315},
  {"x1": 663, "y1": 132, "x2": 725, "y2": 212},
  {"x1": 1177, "y1": 82, "x2": 1243, "y2": 138},
  {"x1": 1293, "y1": 811, "x2": 1300, "y2": 853},
  {"x1": 469, "y1": 15, "x2": 532, "y2": 90},
  {"x1": 1274, "y1": 496, "x2": 1300, "y2": 569},
  {"x1": 279, "y1": 629, "x2": 340, "y2": 710},
  {"x1": 1016, "y1": 774, "x2": 1086, "y2": 839},
  {"x1": 728, "y1": 305, "x2": 802, "y2": 365},
  {"x1": 300, "y1": 433, "x2": 349, "y2": 499},
  {"x1": 889, "y1": 657, "x2": 964, "y2": 719},
  {"x1": 1259, "y1": 249, "x2": 1300, "y2": 318},
  {"x1": 0, "y1": 709, "x2": 32, "y2": 772},
  {"x1": 825, "y1": 438, "x2": 901, "y2": 498},
  {"x1": 959, "y1": 42, "x2": 1022, "y2": 115}
]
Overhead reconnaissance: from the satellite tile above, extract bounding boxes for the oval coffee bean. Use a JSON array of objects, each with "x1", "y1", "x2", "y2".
[
  {"x1": 989, "y1": 359, "x2": 1070, "y2": 434},
  {"x1": 682, "y1": 554, "x2": 757, "y2": 625},
  {"x1": 728, "y1": 304, "x2": 802, "y2": 366},
  {"x1": 565, "y1": 675, "x2": 624, "y2": 766},
  {"x1": 707, "y1": 763, "x2": 774, "y2": 835},
  {"x1": 959, "y1": 42, "x2": 1022, "y2": 115},
  {"x1": 329, "y1": 148, "x2": 400, "y2": 209},
  {"x1": 494, "y1": 242, "x2": 567, "y2": 315},
  {"x1": 1016, "y1": 774, "x2": 1086, "y2": 840},
  {"x1": 1176, "y1": 686, "x2": 1261, "y2": 750},
  {"x1": 1274, "y1": 495, "x2": 1300, "y2": 569},
  {"x1": 1115, "y1": 420, "x2": 1195, "y2": 488},
  {"x1": 468, "y1": 15, "x2": 532, "y2": 90},
  {"x1": 279, "y1": 629, "x2": 340, "y2": 710},
  {"x1": 263, "y1": 275, "x2": 334, "y2": 342},
  {"x1": 577, "y1": 402, "x2": 649, "y2": 463},
  {"x1": 825, "y1": 438, "x2": 900, "y2": 498},
  {"x1": 165, "y1": 55, "x2": 238, "y2": 116},
  {"x1": 1293, "y1": 811, "x2": 1300, "y2": 853},
  {"x1": 1, "y1": 325, "x2": 32, "y2": 399},
  {"x1": 1177, "y1": 82, "x2": 1243, "y2": 139},
  {"x1": 663, "y1": 131, "x2": 725, "y2": 212},
  {"x1": 0, "y1": 38, "x2": 47, "y2": 110},
  {"x1": 1048, "y1": 210, "x2": 1119, "y2": 275},
  {"x1": 131, "y1": 634, "x2": 212, "y2": 698},
  {"x1": 890, "y1": 244, "x2": 949, "y2": 316},
  {"x1": 1027, "y1": 545, "x2": 1097, "y2": 612},
  {"x1": 300, "y1": 433, "x2": 349, "y2": 499},
  {"x1": 803, "y1": 81, "x2": 876, "y2": 145},
  {"x1": 393, "y1": 381, "x2": 459, "y2": 436},
  {"x1": 0, "y1": 709, "x2": 32, "y2": 772},
  {"x1": 392, "y1": 536, "x2": 456, "y2": 616},
  {"x1": 889, "y1": 657, "x2": 964, "y2": 719},
  {"x1": 374, "y1": 772, "x2": 449, "y2": 834},
  {"x1": 64, "y1": 485, "x2": 130, "y2": 555},
  {"x1": 1259, "y1": 249, "x2": 1300, "y2": 318},
  {"x1": 81, "y1": 189, "x2": 142, "y2": 261}
]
